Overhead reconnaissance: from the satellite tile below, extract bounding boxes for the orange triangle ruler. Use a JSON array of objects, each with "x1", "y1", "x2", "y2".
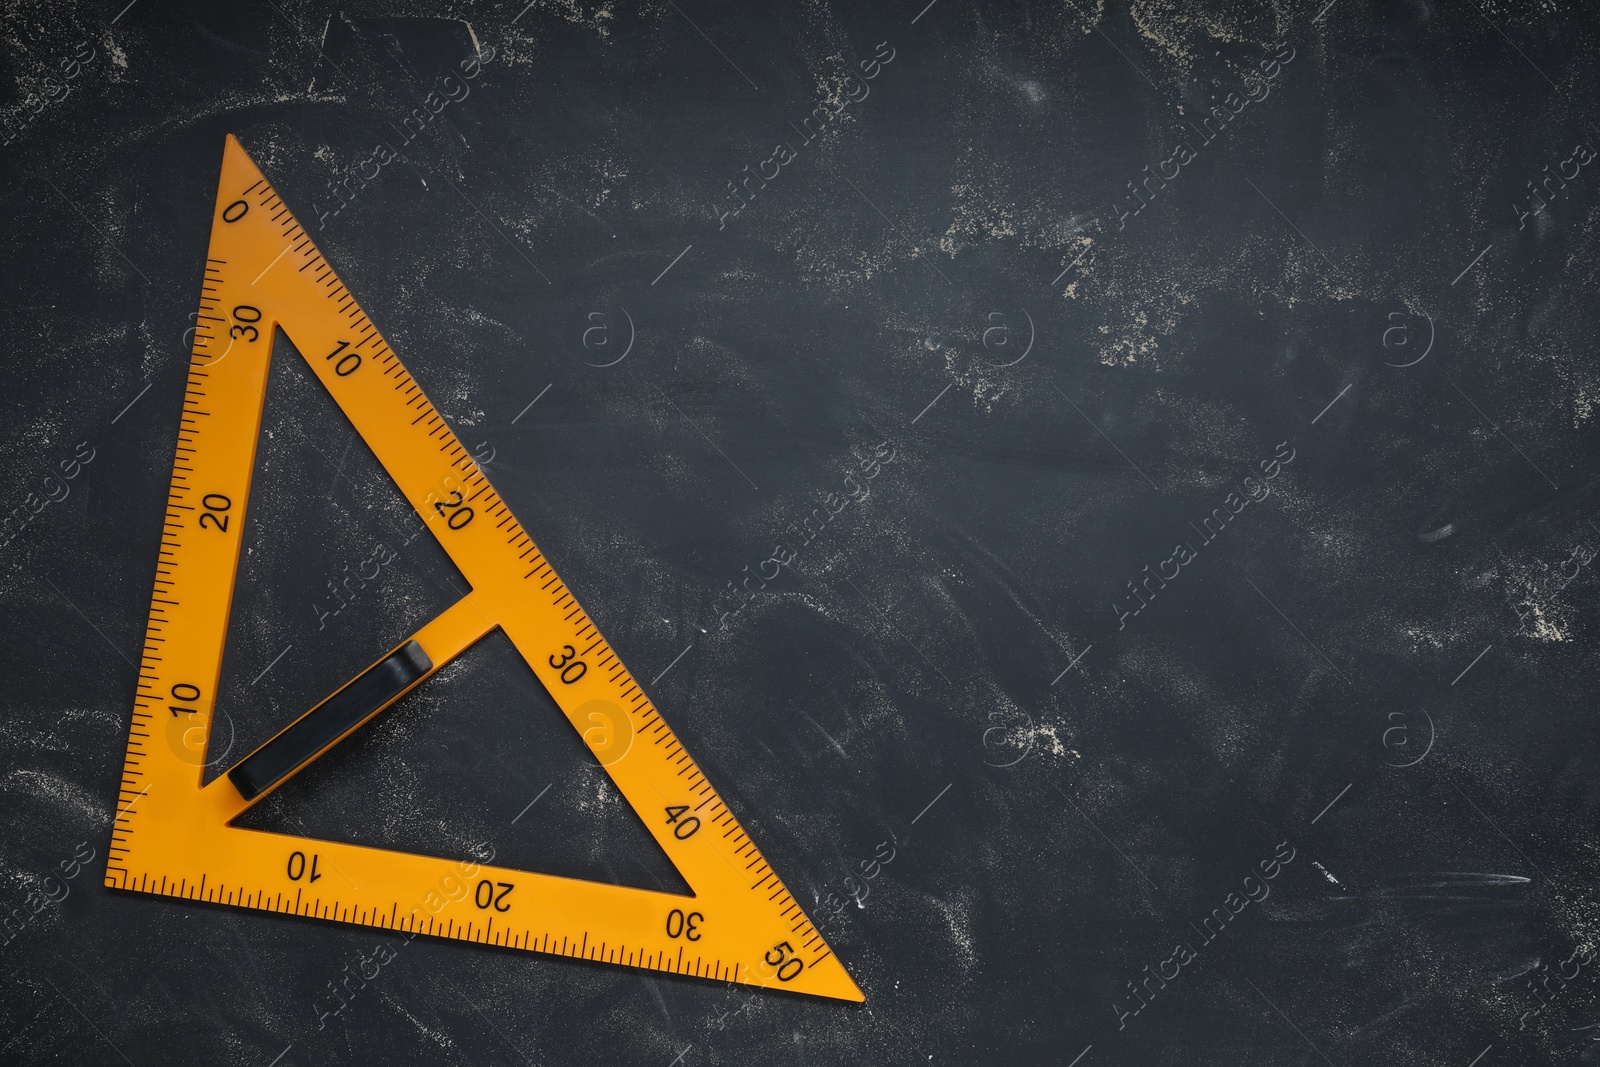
[{"x1": 106, "y1": 134, "x2": 862, "y2": 1002}]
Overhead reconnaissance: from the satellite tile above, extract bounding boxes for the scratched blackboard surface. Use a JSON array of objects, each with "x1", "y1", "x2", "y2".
[{"x1": 5, "y1": 0, "x2": 1600, "y2": 1064}]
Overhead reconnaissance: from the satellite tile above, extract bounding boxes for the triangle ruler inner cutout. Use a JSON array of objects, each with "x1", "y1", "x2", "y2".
[{"x1": 107, "y1": 134, "x2": 862, "y2": 1003}]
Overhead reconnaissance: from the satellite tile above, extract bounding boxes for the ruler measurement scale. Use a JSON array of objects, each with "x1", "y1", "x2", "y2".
[{"x1": 108, "y1": 136, "x2": 860, "y2": 1002}]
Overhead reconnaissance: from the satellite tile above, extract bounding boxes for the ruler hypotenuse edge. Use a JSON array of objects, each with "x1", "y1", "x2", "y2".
[{"x1": 106, "y1": 134, "x2": 862, "y2": 1003}]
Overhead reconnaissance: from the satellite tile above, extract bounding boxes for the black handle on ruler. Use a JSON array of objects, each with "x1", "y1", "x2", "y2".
[{"x1": 227, "y1": 640, "x2": 432, "y2": 801}]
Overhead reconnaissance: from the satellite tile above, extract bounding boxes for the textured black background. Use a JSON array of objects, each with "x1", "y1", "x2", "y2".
[{"x1": 5, "y1": 1, "x2": 1600, "y2": 1064}]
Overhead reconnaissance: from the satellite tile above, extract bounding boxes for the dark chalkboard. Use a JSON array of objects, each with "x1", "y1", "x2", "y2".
[{"x1": 4, "y1": 1, "x2": 1600, "y2": 1064}]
